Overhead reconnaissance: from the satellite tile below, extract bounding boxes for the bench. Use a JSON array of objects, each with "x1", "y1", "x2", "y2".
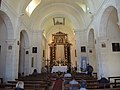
[
  {"x1": 0, "y1": 78, "x2": 3, "y2": 84},
  {"x1": 6, "y1": 80, "x2": 50, "y2": 90}
]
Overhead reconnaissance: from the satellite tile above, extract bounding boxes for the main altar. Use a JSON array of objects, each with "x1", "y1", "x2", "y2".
[
  {"x1": 48, "y1": 32, "x2": 72, "y2": 68},
  {"x1": 51, "y1": 66, "x2": 67, "y2": 73}
]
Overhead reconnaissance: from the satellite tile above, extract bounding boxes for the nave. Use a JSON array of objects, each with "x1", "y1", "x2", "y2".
[
  {"x1": 1, "y1": 1, "x2": 120, "y2": 90},
  {"x1": 1, "y1": 71, "x2": 120, "y2": 90}
]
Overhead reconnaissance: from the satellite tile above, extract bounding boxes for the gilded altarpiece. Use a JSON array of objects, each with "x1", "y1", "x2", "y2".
[{"x1": 49, "y1": 32, "x2": 71, "y2": 67}]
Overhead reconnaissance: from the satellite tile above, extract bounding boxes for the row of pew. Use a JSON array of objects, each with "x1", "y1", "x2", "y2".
[
  {"x1": 1, "y1": 72, "x2": 120, "y2": 90},
  {"x1": 5, "y1": 73, "x2": 53, "y2": 90},
  {"x1": 64, "y1": 73, "x2": 120, "y2": 90}
]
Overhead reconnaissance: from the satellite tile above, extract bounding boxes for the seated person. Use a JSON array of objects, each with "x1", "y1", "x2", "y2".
[
  {"x1": 80, "y1": 80, "x2": 87, "y2": 90},
  {"x1": 14, "y1": 81, "x2": 24, "y2": 90},
  {"x1": 32, "y1": 69, "x2": 38, "y2": 75},
  {"x1": 64, "y1": 70, "x2": 72, "y2": 78},
  {"x1": 98, "y1": 77, "x2": 110, "y2": 88},
  {"x1": 41, "y1": 66, "x2": 47, "y2": 73},
  {"x1": 64, "y1": 70, "x2": 72, "y2": 85},
  {"x1": 69, "y1": 76, "x2": 79, "y2": 90},
  {"x1": 86, "y1": 64, "x2": 93, "y2": 76}
]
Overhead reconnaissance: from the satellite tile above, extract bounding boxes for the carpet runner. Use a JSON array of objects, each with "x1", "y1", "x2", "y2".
[{"x1": 53, "y1": 78, "x2": 63, "y2": 90}]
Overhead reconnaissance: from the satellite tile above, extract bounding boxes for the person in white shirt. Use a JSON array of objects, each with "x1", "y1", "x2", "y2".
[
  {"x1": 64, "y1": 70, "x2": 72, "y2": 78},
  {"x1": 69, "y1": 76, "x2": 79, "y2": 90},
  {"x1": 64, "y1": 70, "x2": 72, "y2": 85},
  {"x1": 79, "y1": 79, "x2": 87, "y2": 90}
]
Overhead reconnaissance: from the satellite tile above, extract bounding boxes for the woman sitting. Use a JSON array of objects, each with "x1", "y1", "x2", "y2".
[{"x1": 14, "y1": 81, "x2": 24, "y2": 90}]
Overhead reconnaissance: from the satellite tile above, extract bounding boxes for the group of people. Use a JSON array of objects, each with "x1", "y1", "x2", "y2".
[
  {"x1": 64, "y1": 70, "x2": 87, "y2": 90},
  {"x1": 15, "y1": 64, "x2": 93, "y2": 90}
]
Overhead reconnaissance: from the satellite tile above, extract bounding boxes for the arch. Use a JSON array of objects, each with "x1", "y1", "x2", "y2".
[
  {"x1": 0, "y1": 11, "x2": 14, "y2": 39},
  {"x1": 30, "y1": 3, "x2": 86, "y2": 31},
  {"x1": 99, "y1": 6, "x2": 117, "y2": 38},
  {"x1": 87, "y1": 28, "x2": 97, "y2": 73},
  {"x1": 0, "y1": 10, "x2": 14, "y2": 80},
  {"x1": 99, "y1": 6, "x2": 120, "y2": 77},
  {"x1": 19, "y1": 30, "x2": 30, "y2": 76}
]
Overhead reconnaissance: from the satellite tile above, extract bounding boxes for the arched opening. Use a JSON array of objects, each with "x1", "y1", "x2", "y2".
[
  {"x1": 99, "y1": 6, "x2": 120, "y2": 77},
  {"x1": 88, "y1": 29, "x2": 97, "y2": 72},
  {"x1": 0, "y1": 10, "x2": 14, "y2": 81},
  {"x1": 19, "y1": 30, "x2": 29, "y2": 76}
]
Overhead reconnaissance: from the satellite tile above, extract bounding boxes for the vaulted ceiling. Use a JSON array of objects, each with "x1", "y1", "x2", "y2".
[{"x1": 3, "y1": 0, "x2": 105, "y2": 38}]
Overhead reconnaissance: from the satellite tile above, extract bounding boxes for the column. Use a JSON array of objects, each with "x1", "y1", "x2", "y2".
[
  {"x1": 36, "y1": 30, "x2": 43, "y2": 73},
  {"x1": 75, "y1": 29, "x2": 88, "y2": 72},
  {"x1": 96, "y1": 37, "x2": 109, "y2": 79},
  {"x1": 74, "y1": 30, "x2": 81, "y2": 72},
  {"x1": 30, "y1": 30, "x2": 43, "y2": 73},
  {"x1": 5, "y1": 39, "x2": 16, "y2": 81}
]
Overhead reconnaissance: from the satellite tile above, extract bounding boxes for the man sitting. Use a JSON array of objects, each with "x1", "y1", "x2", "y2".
[
  {"x1": 86, "y1": 64, "x2": 93, "y2": 76},
  {"x1": 64, "y1": 70, "x2": 72, "y2": 78},
  {"x1": 80, "y1": 79, "x2": 87, "y2": 90},
  {"x1": 64, "y1": 70, "x2": 72, "y2": 84},
  {"x1": 69, "y1": 76, "x2": 79, "y2": 90}
]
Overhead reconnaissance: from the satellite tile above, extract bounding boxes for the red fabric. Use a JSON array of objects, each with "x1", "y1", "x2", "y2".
[{"x1": 53, "y1": 79, "x2": 63, "y2": 90}]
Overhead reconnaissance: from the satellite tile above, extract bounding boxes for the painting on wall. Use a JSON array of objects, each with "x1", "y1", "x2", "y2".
[
  {"x1": 81, "y1": 46, "x2": 86, "y2": 52},
  {"x1": 53, "y1": 17, "x2": 65, "y2": 25},
  {"x1": 32, "y1": 47, "x2": 37, "y2": 53},
  {"x1": 112, "y1": 43, "x2": 120, "y2": 52}
]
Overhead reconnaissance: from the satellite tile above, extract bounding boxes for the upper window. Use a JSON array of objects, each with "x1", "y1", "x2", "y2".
[{"x1": 26, "y1": 0, "x2": 41, "y2": 16}]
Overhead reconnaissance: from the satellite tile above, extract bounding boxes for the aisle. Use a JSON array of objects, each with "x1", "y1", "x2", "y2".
[{"x1": 53, "y1": 78, "x2": 63, "y2": 90}]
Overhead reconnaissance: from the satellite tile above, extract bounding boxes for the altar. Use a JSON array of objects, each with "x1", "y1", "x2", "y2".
[{"x1": 51, "y1": 66, "x2": 67, "y2": 73}]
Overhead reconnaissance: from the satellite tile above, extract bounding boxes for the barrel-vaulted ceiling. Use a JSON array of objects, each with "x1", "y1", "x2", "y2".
[{"x1": 3, "y1": 0, "x2": 105, "y2": 38}]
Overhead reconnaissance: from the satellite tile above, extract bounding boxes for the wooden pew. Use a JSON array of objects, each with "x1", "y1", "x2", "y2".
[
  {"x1": 6, "y1": 80, "x2": 49, "y2": 90},
  {"x1": 108, "y1": 76, "x2": 120, "y2": 88},
  {"x1": 0, "y1": 78, "x2": 3, "y2": 84},
  {"x1": 108, "y1": 76, "x2": 120, "y2": 82}
]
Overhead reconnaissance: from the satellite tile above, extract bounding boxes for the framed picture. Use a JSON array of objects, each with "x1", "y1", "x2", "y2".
[
  {"x1": 112, "y1": 43, "x2": 120, "y2": 52},
  {"x1": 32, "y1": 47, "x2": 37, "y2": 53},
  {"x1": 53, "y1": 17, "x2": 65, "y2": 25},
  {"x1": 81, "y1": 46, "x2": 86, "y2": 52}
]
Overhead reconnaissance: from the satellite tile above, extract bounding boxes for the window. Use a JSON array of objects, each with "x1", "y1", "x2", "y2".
[{"x1": 26, "y1": 0, "x2": 41, "y2": 16}]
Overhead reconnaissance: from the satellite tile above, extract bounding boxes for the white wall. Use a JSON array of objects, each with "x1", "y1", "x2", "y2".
[
  {"x1": 0, "y1": 17, "x2": 7, "y2": 78},
  {"x1": 105, "y1": 9, "x2": 120, "y2": 76}
]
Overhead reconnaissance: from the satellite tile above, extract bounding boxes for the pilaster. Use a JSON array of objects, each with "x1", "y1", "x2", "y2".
[
  {"x1": 74, "y1": 29, "x2": 88, "y2": 72},
  {"x1": 5, "y1": 39, "x2": 16, "y2": 81},
  {"x1": 31, "y1": 30, "x2": 43, "y2": 73},
  {"x1": 74, "y1": 30, "x2": 81, "y2": 72}
]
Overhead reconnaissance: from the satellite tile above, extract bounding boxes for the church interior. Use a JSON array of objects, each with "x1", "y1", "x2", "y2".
[{"x1": 0, "y1": 0, "x2": 120, "y2": 90}]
